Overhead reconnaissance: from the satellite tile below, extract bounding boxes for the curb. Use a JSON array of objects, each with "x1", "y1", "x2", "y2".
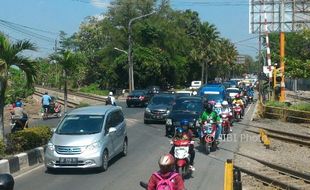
[
  {"x1": 250, "y1": 101, "x2": 260, "y2": 121},
  {"x1": 0, "y1": 147, "x2": 45, "y2": 175}
]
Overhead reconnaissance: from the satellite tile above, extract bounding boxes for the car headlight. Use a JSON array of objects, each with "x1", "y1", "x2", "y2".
[
  {"x1": 166, "y1": 110, "x2": 170, "y2": 115},
  {"x1": 166, "y1": 119, "x2": 172, "y2": 125},
  {"x1": 145, "y1": 108, "x2": 151, "y2": 113},
  {"x1": 47, "y1": 142, "x2": 55, "y2": 151},
  {"x1": 86, "y1": 141, "x2": 101, "y2": 151}
]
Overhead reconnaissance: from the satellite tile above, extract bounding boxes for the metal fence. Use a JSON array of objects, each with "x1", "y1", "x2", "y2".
[{"x1": 285, "y1": 78, "x2": 310, "y2": 91}]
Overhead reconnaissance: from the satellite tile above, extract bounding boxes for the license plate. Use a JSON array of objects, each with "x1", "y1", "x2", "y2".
[{"x1": 59, "y1": 157, "x2": 78, "y2": 165}]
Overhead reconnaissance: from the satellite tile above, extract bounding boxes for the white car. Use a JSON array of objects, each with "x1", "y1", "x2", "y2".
[
  {"x1": 189, "y1": 81, "x2": 202, "y2": 90},
  {"x1": 226, "y1": 88, "x2": 241, "y2": 98}
]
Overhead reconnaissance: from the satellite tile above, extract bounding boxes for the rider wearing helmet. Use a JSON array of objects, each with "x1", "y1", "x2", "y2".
[
  {"x1": 170, "y1": 119, "x2": 195, "y2": 171},
  {"x1": 199, "y1": 102, "x2": 222, "y2": 140},
  {"x1": 147, "y1": 154, "x2": 185, "y2": 190},
  {"x1": 106, "y1": 91, "x2": 116, "y2": 106},
  {"x1": 232, "y1": 94, "x2": 244, "y2": 117},
  {"x1": 221, "y1": 100, "x2": 233, "y2": 131}
]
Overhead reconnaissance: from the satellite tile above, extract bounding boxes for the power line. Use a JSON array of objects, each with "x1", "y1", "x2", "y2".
[
  {"x1": 233, "y1": 36, "x2": 259, "y2": 44},
  {"x1": 0, "y1": 19, "x2": 59, "y2": 35},
  {"x1": 0, "y1": 22, "x2": 55, "y2": 43}
]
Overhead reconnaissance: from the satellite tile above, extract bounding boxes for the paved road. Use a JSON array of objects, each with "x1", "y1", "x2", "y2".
[{"x1": 15, "y1": 101, "x2": 256, "y2": 190}]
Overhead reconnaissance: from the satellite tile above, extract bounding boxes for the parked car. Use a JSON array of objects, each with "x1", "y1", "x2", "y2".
[
  {"x1": 165, "y1": 96, "x2": 204, "y2": 137},
  {"x1": 144, "y1": 94, "x2": 176, "y2": 124},
  {"x1": 126, "y1": 90, "x2": 150, "y2": 107},
  {"x1": 45, "y1": 105, "x2": 128, "y2": 172}
]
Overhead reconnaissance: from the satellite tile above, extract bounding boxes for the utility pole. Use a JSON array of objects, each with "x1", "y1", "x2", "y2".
[
  {"x1": 53, "y1": 39, "x2": 58, "y2": 88},
  {"x1": 279, "y1": 0, "x2": 286, "y2": 102},
  {"x1": 258, "y1": 0, "x2": 263, "y2": 102},
  {"x1": 128, "y1": 11, "x2": 156, "y2": 92}
]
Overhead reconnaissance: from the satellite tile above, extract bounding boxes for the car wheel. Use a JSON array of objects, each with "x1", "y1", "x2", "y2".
[
  {"x1": 127, "y1": 104, "x2": 131, "y2": 108},
  {"x1": 100, "y1": 150, "x2": 109, "y2": 172},
  {"x1": 144, "y1": 119, "x2": 149, "y2": 124},
  {"x1": 121, "y1": 139, "x2": 128, "y2": 157}
]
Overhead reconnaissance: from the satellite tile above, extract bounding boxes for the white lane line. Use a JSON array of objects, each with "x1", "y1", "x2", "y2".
[
  {"x1": 14, "y1": 165, "x2": 45, "y2": 179},
  {"x1": 245, "y1": 103, "x2": 253, "y2": 116}
]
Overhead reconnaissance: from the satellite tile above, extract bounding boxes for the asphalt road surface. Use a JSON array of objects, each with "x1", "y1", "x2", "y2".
[{"x1": 15, "y1": 101, "x2": 256, "y2": 190}]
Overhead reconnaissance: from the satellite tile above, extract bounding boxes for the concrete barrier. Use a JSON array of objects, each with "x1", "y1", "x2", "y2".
[{"x1": 0, "y1": 146, "x2": 45, "y2": 175}]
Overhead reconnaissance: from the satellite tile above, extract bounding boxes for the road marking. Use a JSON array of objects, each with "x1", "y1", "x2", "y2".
[
  {"x1": 245, "y1": 103, "x2": 253, "y2": 116},
  {"x1": 14, "y1": 165, "x2": 45, "y2": 179}
]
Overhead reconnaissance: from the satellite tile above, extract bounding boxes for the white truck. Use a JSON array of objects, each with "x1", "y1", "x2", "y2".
[{"x1": 189, "y1": 81, "x2": 202, "y2": 90}]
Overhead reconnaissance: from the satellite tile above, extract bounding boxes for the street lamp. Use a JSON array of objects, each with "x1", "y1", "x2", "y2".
[
  {"x1": 128, "y1": 11, "x2": 156, "y2": 92},
  {"x1": 114, "y1": 47, "x2": 128, "y2": 55}
]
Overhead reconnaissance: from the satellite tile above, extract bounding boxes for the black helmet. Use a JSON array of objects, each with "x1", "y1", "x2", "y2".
[{"x1": 204, "y1": 102, "x2": 213, "y2": 113}]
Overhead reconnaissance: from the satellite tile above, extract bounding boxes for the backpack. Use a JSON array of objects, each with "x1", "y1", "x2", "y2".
[
  {"x1": 153, "y1": 172, "x2": 179, "y2": 190},
  {"x1": 106, "y1": 96, "x2": 112, "y2": 105}
]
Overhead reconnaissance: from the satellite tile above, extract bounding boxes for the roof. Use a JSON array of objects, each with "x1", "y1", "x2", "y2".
[{"x1": 67, "y1": 105, "x2": 119, "y2": 115}]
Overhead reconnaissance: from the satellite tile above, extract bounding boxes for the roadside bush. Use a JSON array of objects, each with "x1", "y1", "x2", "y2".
[
  {"x1": 80, "y1": 83, "x2": 109, "y2": 96},
  {"x1": 6, "y1": 126, "x2": 52, "y2": 154}
]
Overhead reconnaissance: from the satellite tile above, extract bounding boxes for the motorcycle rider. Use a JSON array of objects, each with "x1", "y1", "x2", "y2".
[
  {"x1": 169, "y1": 120, "x2": 195, "y2": 171},
  {"x1": 106, "y1": 92, "x2": 116, "y2": 106},
  {"x1": 41, "y1": 92, "x2": 52, "y2": 114},
  {"x1": 147, "y1": 154, "x2": 185, "y2": 190},
  {"x1": 221, "y1": 101, "x2": 233, "y2": 132},
  {"x1": 200, "y1": 102, "x2": 222, "y2": 141},
  {"x1": 11, "y1": 103, "x2": 28, "y2": 130},
  {"x1": 232, "y1": 94, "x2": 244, "y2": 117}
]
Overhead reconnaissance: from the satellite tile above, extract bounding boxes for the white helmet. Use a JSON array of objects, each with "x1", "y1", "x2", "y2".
[
  {"x1": 215, "y1": 102, "x2": 222, "y2": 108},
  {"x1": 109, "y1": 92, "x2": 113, "y2": 96},
  {"x1": 222, "y1": 101, "x2": 228, "y2": 106}
]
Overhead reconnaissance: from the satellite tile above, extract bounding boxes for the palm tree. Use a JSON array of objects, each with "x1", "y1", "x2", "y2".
[
  {"x1": 0, "y1": 33, "x2": 37, "y2": 139},
  {"x1": 50, "y1": 50, "x2": 85, "y2": 113}
]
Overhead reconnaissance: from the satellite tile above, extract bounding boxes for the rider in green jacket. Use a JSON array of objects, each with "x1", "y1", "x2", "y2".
[{"x1": 199, "y1": 102, "x2": 222, "y2": 140}]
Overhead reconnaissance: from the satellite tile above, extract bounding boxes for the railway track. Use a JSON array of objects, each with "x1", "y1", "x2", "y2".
[
  {"x1": 34, "y1": 91, "x2": 79, "y2": 108},
  {"x1": 35, "y1": 86, "x2": 107, "y2": 102},
  {"x1": 234, "y1": 152, "x2": 310, "y2": 190},
  {"x1": 238, "y1": 123, "x2": 310, "y2": 147},
  {"x1": 287, "y1": 94, "x2": 310, "y2": 103}
]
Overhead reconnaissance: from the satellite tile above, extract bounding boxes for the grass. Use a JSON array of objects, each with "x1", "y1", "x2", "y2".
[
  {"x1": 266, "y1": 101, "x2": 310, "y2": 112},
  {"x1": 290, "y1": 103, "x2": 310, "y2": 112},
  {"x1": 79, "y1": 84, "x2": 109, "y2": 96}
]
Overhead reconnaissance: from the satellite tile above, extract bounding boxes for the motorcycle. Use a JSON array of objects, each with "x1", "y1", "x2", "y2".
[
  {"x1": 220, "y1": 113, "x2": 231, "y2": 136},
  {"x1": 200, "y1": 120, "x2": 217, "y2": 154},
  {"x1": 233, "y1": 104, "x2": 242, "y2": 122},
  {"x1": 10, "y1": 114, "x2": 28, "y2": 133},
  {"x1": 171, "y1": 139, "x2": 194, "y2": 178},
  {"x1": 41, "y1": 102, "x2": 62, "y2": 120}
]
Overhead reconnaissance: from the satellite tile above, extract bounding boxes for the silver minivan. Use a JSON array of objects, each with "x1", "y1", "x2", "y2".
[{"x1": 45, "y1": 105, "x2": 128, "y2": 171}]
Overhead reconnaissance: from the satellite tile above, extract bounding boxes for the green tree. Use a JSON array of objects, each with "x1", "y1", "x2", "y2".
[{"x1": 0, "y1": 33, "x2": 37, "y2": 140}]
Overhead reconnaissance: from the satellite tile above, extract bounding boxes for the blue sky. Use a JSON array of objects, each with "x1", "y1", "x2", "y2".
[{"x1": 0, "y1": 0, "x2": 258, "y2": 58}]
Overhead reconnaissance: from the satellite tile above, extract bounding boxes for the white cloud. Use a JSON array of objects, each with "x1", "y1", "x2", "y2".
[{"x1": 91, "y1": 0, "x2": 110, "y2": 9}]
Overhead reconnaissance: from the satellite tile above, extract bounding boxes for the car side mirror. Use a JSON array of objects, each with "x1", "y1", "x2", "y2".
[
  {"x1": 0, "y1": 174, "x2": 14, "y2": 190},
  {"x1": 51, "y1": 128, "x2": 56, "y2": 133},
  {"x1": 108, "y1": 127, "x2": 117, "y2": 133}
]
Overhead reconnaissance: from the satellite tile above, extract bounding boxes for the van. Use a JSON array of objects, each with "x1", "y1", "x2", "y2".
[{"x1": 45, "y1": 105, "x2": 128, "y2": 172}]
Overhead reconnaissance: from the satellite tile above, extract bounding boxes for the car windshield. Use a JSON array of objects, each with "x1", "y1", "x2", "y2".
[
  {"x1": 227, "y1": 89, "x2": 240, "y2": 94},
  {"x1": 205, "y1": 94, "x2": 223, "y2": 101},
  {"x1": 173, "y1": 100, "x2": 202, "y2": 113},
  {"x1": 56, "y1": 115, "x2": 104, "y2": 135},
  {"x1": 151, "y1": 96, "x2": 174, "y2": 105},
  {"x1": 129, "y1": 90, "x2": 145, "y2": 96}
]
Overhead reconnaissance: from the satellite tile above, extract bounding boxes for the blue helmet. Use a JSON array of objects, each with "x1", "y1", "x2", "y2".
[
  {"x1": 15, "y1": 101, "x2": 22, "y2": 107},
  {"x1": 180, "y1": 119, "x2": 189, "y2": 127},
  {"x1": 175, "y1": 127, "x2": 184, "y2": 137}
]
